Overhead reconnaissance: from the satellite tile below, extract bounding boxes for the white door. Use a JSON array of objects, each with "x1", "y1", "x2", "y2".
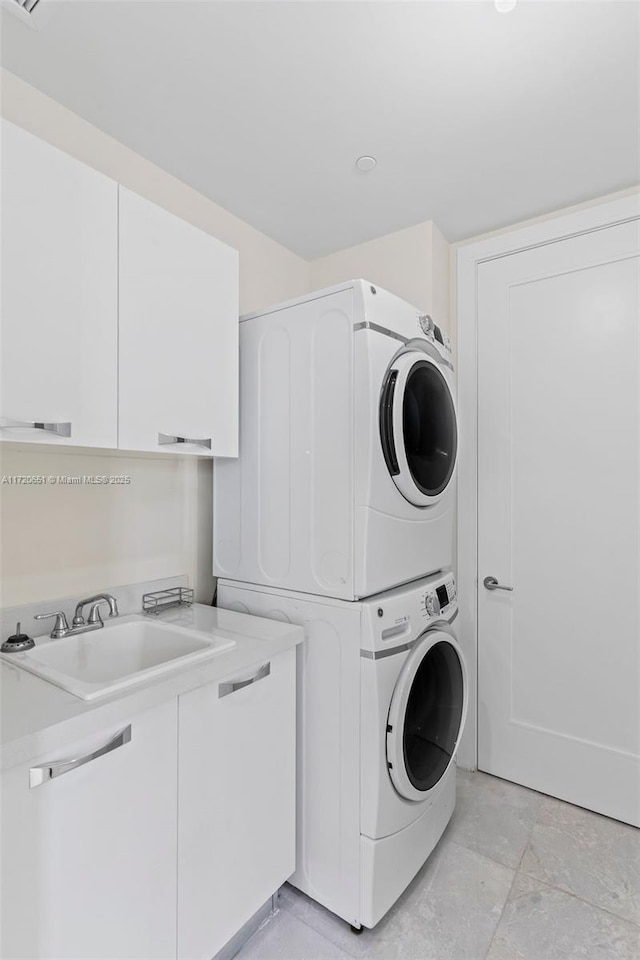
[
  {"x1": 118, "y1": 186, "x2": 238, "y2": 456},
  {"x1": 477, "y1": 218, "x2": 640, "y2": 826},
  {"x1": 1, "y1": 120, "x2": 118, "y2": 448}
]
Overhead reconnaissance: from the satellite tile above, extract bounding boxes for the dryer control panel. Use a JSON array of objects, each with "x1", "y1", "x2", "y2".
[{"x1": 417, "y1": 313, "x2": 452, "y2": 357}]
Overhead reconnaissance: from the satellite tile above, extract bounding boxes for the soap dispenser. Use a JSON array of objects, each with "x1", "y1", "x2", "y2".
[{"x1": 1, "y1": 622, "x2": 35, "y2": 652}]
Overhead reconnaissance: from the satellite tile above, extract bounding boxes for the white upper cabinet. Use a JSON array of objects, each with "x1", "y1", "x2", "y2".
[
  {"x1": 0, "y1": 120, "x2": 118, "y2": 448},
  {"x1": 118, "y1": 187, "x2": 239, "y2": 457},
  {"x1": 1, "y1": 124, "x2": 239, "y2": 457}
]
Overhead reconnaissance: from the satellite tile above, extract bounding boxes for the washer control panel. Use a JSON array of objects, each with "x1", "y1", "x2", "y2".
[
  {"x1": 420, "y1": 575, "x2": 456, "y2": 619},
  {"x1": 362, "y1": 571, "x2": 458, "y2": 655}
]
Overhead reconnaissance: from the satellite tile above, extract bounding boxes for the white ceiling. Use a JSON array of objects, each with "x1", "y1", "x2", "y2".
[{"x1": 2, "y1": 0, "x2": 639, "y2": 258}]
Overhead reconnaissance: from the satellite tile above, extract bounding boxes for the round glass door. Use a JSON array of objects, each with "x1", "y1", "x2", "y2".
[
  {"x1": 379, "y1": 352, "x2": 457, "y2": 507},
  {"x1": 386, "y1": 632, "x2": 466, "y2": 802}
]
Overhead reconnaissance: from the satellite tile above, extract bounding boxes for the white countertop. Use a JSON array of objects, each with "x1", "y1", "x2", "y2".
[{"x1": 0, "y1": 603, "x2": 303, "y2": 771}]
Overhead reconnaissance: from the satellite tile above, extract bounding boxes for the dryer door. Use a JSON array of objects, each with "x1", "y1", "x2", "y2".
[
  {"x1": 386, "y1": 630, "x2": 467, "y2": 802},
  {"x1": 379, "y1": 351, "x2": 457, "y2": 507}
]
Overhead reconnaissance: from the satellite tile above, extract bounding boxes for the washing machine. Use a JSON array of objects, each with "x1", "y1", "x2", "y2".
[
  {"x1": 217, "y1": 571, "x2": 467, "y2": 929},
  {"x1": 213, "y1": 280, "x2": 457, "y2": 600}
]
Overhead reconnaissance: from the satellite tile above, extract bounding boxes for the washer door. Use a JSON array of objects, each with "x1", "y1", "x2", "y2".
[
  {"x1": 386, "y1": 630, "x2": 467, "y2": 802},
  {"x1": 379, "y1": 351, "x2": 457, "y2": 507}
]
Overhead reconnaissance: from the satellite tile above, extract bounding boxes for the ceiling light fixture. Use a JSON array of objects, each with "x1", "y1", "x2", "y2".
[
  {"x1": 355, "y1": 156, "x2": 377, "y2": 172},
  {"x1": 495, "y1": 1, "x2": 517, "y2": 11}
]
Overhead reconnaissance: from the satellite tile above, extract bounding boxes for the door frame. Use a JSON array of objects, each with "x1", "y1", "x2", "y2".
[{"x1": 455, "y1": 191, "x2": 640, "y2": 770}]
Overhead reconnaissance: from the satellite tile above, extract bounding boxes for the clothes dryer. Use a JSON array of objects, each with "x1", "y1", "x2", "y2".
[
  {"x1": 213, "y1": 280, "x2": 457, "y2": 600},
  {"x1": 218, "y1": 572, "x2": 467, "y2": 929}
]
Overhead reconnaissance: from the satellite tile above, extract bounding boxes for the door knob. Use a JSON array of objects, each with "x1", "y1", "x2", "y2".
[{"x1": 483, "y1": 576, "x2": 513, "y2": 592}]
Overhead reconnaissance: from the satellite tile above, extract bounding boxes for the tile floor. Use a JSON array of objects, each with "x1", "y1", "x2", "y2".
[{"x1": 235, "y1": 769, "x2": 640, "y2": 960}]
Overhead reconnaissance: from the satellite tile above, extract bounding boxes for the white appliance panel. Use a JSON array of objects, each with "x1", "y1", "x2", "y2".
[
  {"x1": 360, "y1": 767, "x2": 455, "y2": 929},
  {"x1": 214, "y1": 281, "x2": 456, "y2": 599},
  {"x1": 214, "y1": 289, "x2": 354, "y2": 598},
  {"x1": 218, "y1": 572, "x2": 463, "y2": 929}
]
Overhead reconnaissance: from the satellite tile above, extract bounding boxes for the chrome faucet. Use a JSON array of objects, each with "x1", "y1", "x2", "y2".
[
  {"x1": 34, "y1": 593, "x2": 119, "y2": 639},
  {"x1": 73, "y1": 593, "x2": 119, "y2": 627}
]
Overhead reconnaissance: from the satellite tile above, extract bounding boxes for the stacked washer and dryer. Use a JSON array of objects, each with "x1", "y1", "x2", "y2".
[{"x1": 214, "y1": 280, "x2": 467, "y2": 930}]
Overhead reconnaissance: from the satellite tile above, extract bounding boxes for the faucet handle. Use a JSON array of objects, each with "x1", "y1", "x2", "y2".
[
  {"x1": 87, "y1": 601, "x2": 105, "y2": 625},
  {"x1": 34, "y1": 611, "x2": 69, "y2": 639},
  {"x1": 87, "y1": 598, "x2": 118, "y2": 625}
]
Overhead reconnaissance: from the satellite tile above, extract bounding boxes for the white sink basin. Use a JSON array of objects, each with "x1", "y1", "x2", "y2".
[{"x1": 1, "y1": 616, "x2": 235, "y2": 700}]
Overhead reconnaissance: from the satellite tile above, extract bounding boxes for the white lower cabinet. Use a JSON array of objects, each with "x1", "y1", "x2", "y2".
[
  {"x1": 0, "y1": 700, "x2": 178, "y2": 960},
  {"x1": 177, "y1": 648, "x2": 297, "y2": 960},
  {"x1": 1, "y1": 648, "x2": 297, "y2": 960}
]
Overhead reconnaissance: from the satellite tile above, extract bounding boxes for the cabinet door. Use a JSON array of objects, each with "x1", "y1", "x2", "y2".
[
  {"x1": 118, "y1": 187, "x2": 239, "y2": 457},
  {"x1": 0, "y1": 700, "x2": 178, "y2": 960},
  {"x1": 0, "y1": 120, "x2": 118, "y2": 448},
  {"x1": 178, "y1": 648, "x2": 296, "y2": 959}
]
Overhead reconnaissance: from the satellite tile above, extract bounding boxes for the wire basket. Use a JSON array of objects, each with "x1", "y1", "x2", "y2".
[{"x1": 142, "y1": 586, "x2": 194, "y2": 616}]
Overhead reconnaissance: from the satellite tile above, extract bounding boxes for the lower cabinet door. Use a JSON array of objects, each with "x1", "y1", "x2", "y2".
[
  {"x1": 177, "y1": 648, "x2": 296, "y2": 960},
  {"x1": 0, "y1": 700, "x2": 178, "y2": 960}
]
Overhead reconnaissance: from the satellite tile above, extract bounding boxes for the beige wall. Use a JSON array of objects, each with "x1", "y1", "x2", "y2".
[
  {"x1": 0, "y1": 70, "x2": 311, "y2": 607},
  {"x1": 0, "y1": 446, "x2": 214, "y2": 607},
  {"x1": 310, "y1": 220, "x2": 451, "y2": 331}
]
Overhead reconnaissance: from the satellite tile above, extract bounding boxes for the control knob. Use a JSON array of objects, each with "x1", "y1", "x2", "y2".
[{"x1": 425, "y1": 593, "x2": 440, "y2": 617}]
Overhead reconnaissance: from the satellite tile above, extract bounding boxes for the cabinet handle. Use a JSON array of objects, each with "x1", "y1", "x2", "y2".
[
  {"x1": 218, "y1": 662, "x2": 271, "y2": 698},
  {"x1": 0, "y1": 418, "x2": 71, "y2": 437},
  {"x1": 29, "y1": 725, "x2": 132, "y2": 789},
  {"x1": 157, "y1": 432, "x2": 211, "y2": 450}
]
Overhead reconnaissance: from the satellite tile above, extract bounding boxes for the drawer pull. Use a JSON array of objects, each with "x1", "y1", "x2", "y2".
[
  {"x1": 29, "y1": 725, "x2": 132, "y2": 788},
  {"x1": 218, "y1": 662, "x2": 271, "y2": 698},
  {"x1": 157, "y1": 432, "x2": 211, "y2": 450},
  {"x1": 0, "y1": 418, "x2": 71, "y2": 437}
]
